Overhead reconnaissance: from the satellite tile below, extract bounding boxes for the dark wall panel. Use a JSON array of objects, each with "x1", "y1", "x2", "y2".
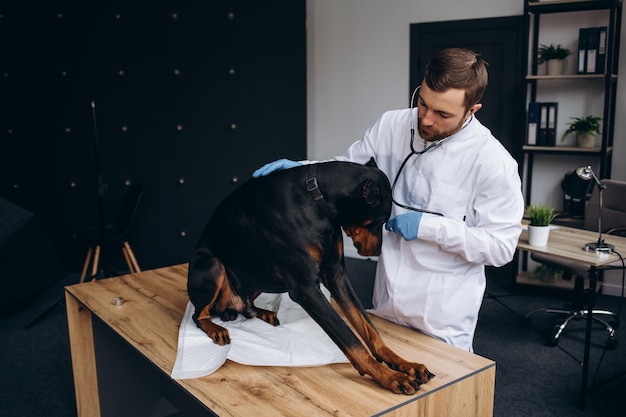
[{"x1": 0, "y1": 1, "x2": 307, "y2": 271}]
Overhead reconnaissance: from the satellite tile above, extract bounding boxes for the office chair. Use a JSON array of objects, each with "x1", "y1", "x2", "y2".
[
  {"x1": 526, "y1": 179, "x2": 626, "y2": 347},
  {"x1": 77, "y1": 184, "x2": 144, "y2": 282}
]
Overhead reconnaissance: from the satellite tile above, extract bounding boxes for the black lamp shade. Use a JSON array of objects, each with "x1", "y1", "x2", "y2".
[{"x1": 561, "y1": 169, "x2": 593, "y2": 199}]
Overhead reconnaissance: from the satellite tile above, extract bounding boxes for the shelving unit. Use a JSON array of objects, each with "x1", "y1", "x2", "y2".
[
  {"x1": 516, "y1": 270, "x2": 601, "y2": 292},
  {"x1": 522, "y1": 0, "x2": 622, "y2": 207}
]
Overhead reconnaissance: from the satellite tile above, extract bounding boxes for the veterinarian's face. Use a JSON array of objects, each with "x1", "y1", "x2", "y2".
[{"x1": 417, "y1": 82, "x2": 481, "y2": 142}]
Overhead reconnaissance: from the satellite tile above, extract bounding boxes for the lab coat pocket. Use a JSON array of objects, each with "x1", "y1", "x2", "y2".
[
  {"x1": 429, "y1": 182, "x2": 472, "y2": 223},
  {"x1": 423, "y1": 272, "x2": 484, "y2": 338}
]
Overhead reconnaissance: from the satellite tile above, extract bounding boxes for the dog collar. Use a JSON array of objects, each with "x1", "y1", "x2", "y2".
[{"x1": 306, "y1": 165, "x2": 335, "y2": 219}]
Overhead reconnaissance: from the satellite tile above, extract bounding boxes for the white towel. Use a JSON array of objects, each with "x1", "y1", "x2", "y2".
[{"x1": 171, "y1": 289, "x2": 349, "y2": 379}]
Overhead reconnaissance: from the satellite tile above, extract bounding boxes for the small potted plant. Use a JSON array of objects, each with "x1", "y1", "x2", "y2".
[
  {"x1": 525, "y1": 203, "x2": 556, "y2": 246},
  {"x1": 561, "y1": 115, "x2": 602, "y2": 148},
  {"x1": 531, "y1": 264, "x2": 564, "y2": 283},
  {"x1": 537, "y1": 43, "x2": 571, "y2": 75}
]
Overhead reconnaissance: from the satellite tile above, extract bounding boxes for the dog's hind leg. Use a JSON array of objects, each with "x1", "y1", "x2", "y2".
[
  {"x1": 188, "y1": 255, "x2": 246, "y2": 345},
  {"x1": 247, "y1": 292, "x2": 280, "y2": 326},
  {"x1": 195, "y1": 303, "x2": 231, "y2": 345}
]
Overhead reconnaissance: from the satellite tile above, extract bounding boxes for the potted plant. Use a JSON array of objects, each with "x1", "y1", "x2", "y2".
[
  {"x1": 531, "y1": 264, "x2": 564, "y2": 283},
  {"x1": 561, "y1": 115, "x2": 602, "y2": 148},
  {"x1": 537, "y1": 43, "x2": 571, "y2": 75},
  {"x1": 525, "y1": 203, "x2": 556, "y2": 246}
]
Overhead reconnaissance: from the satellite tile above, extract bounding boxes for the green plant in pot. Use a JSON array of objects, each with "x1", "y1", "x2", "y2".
[
  {"x1": 537, "y1": 43, "x2": 571, "y2": 75},
  {"x1": 531, "y1": 264, "x2": 564, "y2": 283},
  {"x1": 526, "y1": 203, "x2": 556, "y2": 226},
  {"x1": 525, "y1": 203, "x2": 556, "y2": 246},
  {"x1": 561, "y1": 115, "x2": 602, "y2": 148}
]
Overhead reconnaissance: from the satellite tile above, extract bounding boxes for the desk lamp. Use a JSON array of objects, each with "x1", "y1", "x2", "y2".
[{"x1": 561, "y1": 165, "x2": 614, "y2": 254}]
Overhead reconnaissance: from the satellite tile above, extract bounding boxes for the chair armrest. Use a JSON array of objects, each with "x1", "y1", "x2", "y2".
[{"x1": 606, "y1": 226, "x2": 626, "y2": 238}]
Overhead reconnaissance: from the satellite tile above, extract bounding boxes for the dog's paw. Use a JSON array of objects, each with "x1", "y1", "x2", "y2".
[
  {"x1": 220, "y1": 309, "x2": 239, "y2": 322},
  {"x1": 198, "y1": 319, "x2": 231, "y2": 345},
  {"x1": 394, "y1": 361, "x2": 435, "y2": 384},
  {"x1": 379, "y1": 369, "x2": 423, "y2": 395},
  {"x1": 208, "y1": 327, "x2": 231, "y2": 345},
  {"x1": 416, "y1": 364, "x2": 435, "y2": 383},
  {"x1": 254, "y1": 307, "x2": 280, "y2": 326}
]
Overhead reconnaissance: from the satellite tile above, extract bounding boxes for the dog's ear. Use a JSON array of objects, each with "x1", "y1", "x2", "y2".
[
  {"x1": 358, "y1": 178, "x2": 382, "y2": 206},
  {"x1": 364, "y1": 157, "x2": 378, "y2": 169}
]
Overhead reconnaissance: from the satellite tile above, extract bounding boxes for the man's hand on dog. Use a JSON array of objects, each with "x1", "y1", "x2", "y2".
[{"x1": 253, "y1": 158, "x2": 302, "y2": 177}]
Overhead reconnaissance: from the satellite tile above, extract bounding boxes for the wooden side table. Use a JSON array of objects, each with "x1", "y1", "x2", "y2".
[{"x1": 517, "y1": 224, "x2": 626, "y2": 409}]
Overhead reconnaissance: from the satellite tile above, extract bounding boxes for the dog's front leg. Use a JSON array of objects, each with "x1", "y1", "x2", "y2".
[
  {"x1": 324, "y1": 271, "x2": 435, "y2": 384},
  {"x1": 291, "y1": 284, "x2": 422, "y2": 395}
]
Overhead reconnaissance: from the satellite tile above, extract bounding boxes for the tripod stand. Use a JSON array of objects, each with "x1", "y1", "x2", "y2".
[
  {"x1": 26, "y1": 101, "x2": 109, "y2": 328},
  {"x1": 79, "y1": 100, "x2": 110, "y2": 282}
]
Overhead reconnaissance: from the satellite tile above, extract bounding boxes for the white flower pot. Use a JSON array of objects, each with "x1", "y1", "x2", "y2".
[
  {"x1": 547, "y1": 59, "x2": 564, "y2": 75},
  {"x1": 576, "y1": 132, "x2": 596, "y2": 148},
  {"x1": 528, "y1": 225, "x2": 550, "y2": 247}
]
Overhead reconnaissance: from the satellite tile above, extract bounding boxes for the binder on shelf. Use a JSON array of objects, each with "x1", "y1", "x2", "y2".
[
  {"x1": 544, "y1": 102, "x2": 558, "y2": 146},
  {"x1": 586, "y1": 26, "x2": 600, "y2": 74},
  {"x1": 578, "y1": 27, "x2": 588, "y2": 74},
  {"x1": 526, "y1": 101, "x2": 540, "y2": 146},
  {"x1": 538, "y1": 103, "x2": 548, "y2": 146},
  {"x1": 596, "y1": 26, "x2": 607, "y2": 74}
]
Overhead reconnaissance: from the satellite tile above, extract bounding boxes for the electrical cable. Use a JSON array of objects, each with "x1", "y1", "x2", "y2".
[{"x1": 590, "y1": 249, "x2": 626, "y2": 417}]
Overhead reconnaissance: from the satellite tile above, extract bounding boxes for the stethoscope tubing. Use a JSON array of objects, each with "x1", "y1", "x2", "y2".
[
  {"x1": 391, "y1": 88, "x2": 473, "y2": 216},
  {"x1": 390, "y1": 133, "x2": 447, "y2": 216}
]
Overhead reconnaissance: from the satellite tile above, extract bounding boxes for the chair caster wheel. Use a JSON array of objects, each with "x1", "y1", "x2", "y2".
[
  {"x1": 546, "y1": 338, "x2": 559, "y2": 347},
  {"x1": 547, "y1": 325, "x2": 561, "y2": 347},
  {"x1": 606, "y1": 336, "x2": 618, "y2": 350}
]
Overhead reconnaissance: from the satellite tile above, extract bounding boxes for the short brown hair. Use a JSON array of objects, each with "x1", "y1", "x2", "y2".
[{"x1": 423, "y1": 48, "x2": 488, "y2": 111}]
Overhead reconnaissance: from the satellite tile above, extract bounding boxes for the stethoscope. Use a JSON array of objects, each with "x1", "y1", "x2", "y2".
[{"x1": 390, "y1": 86, "x2": 473, "y2": 216}]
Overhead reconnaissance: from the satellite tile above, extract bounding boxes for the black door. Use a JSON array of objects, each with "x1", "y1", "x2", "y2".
[{"x1": 410, "y1": 15, "x2": 525, "y2": 163}]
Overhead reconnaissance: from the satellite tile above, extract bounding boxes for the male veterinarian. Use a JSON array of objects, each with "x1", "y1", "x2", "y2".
[{"x1": 254, "y1": 48, "x2": 524, "y2": 352}]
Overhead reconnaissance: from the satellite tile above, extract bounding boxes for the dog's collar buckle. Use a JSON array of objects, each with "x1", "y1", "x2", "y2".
[
  {"x1": 305, "y1": 177, "x2": 323, "y2": 201},
  {"x1": 306, "y1": 165, "x2": 334, "y2": 218}
]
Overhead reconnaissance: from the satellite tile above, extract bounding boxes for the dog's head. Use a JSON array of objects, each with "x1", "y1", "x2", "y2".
[{"x1": 339, "y1": 159, "x2": 392, "y2": 257}]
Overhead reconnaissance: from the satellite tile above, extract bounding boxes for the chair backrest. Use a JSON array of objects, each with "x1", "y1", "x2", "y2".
[
  {"x1": 584, "y1": 179, "x2": 626, "y2": 233},
  {"x1": 114, "y1": 184, "x2": 144, "y2": 237}
]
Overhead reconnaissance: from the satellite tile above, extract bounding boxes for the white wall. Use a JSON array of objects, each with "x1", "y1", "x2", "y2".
[{"x1": 306, "y1": 0, "x2": 626, "y2": 192}]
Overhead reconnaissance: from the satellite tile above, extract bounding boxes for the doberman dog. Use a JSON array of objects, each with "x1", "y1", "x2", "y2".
[{"x1": 187, "y1": 159, "x2": 434, "y2": 394}]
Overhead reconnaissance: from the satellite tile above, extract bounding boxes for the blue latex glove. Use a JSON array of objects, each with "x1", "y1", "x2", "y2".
[
  {"x1": 385, "y1": 212, "x2": 423, "y2": 241},
  {"x1": 252, "y1": 159, "x2": 302, "y2": 177}
]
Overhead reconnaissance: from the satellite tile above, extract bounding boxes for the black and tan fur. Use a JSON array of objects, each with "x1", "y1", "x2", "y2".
[{"x1": 187, "y1": 159, "x2": 433, "y2": 394}]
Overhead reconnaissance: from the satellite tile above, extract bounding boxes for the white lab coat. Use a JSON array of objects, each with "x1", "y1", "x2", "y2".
[{"x1": 336, "y1": 108, "x2": 524, "y2": 351}]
